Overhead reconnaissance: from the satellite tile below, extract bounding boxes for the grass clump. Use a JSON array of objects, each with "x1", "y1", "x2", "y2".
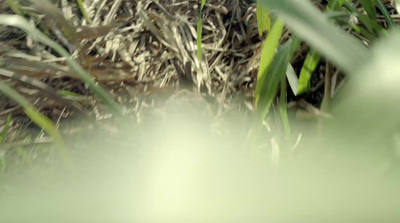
[{"x1": 1, "y1": 0, "x2": 400, "y2": 221}]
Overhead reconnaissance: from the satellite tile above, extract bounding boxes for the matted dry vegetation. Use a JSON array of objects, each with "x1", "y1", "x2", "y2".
[
  {"x1": 1, "y1": 0, "x2": 398, "y2": 167},
  {"x1": 0, "y1": 0, "x2": 269, "y2": 143}
]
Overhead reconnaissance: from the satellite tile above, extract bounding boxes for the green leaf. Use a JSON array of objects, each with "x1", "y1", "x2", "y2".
[
  {"x1": 256, "y1": 38, "x2": 300, "y2": 121},
  {"x1": 327, "y1": 0, "x2": 346, "y2": 10},
  {"x1": 254, "y1": 19, "x2": 284, "y2": 106},
  {"x1": 286, "y1": 64, "x2": 299, "y2": 95},
  {"x1": 197, "y1": 0, "x2": 206, "y2": 60},
  {"x1": 77, "y1": 0, "x2": 92, "y2": 23},
  {"x1": 197, "y1": 15, "x2": 203, "y2": 60},
  {"x1": 256, "y1": 1, "x2": 271, "y2": 36},
  {"x1": 376, "y1": 0, "x2": 395, "y2": 28},
  {"x1": 359, "y1": 0, "x2": 377, "y2": 21},
  {"x1": 6, "y1": 0, "x2": 24, "y2": 16},
  {"x1": 201, "y1": 0, "x2": 206, "y2": 9},
  {"x1": 29, "y1": 0, "x2": 78, "y2": 43},
  {"x1": 297, "y1": 50, "x2": 321, "y2": 95},
  {"x1": 348, "y1": 23, "x2": 377, "y2": 41}
]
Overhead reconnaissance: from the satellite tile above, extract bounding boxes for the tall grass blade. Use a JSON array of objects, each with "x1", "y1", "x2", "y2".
[
  {"x1": 6, "y1": 0, "x2": 24, "y2": 16},
  {"x1": 295, "y1": 0, "x2": 349, "y2": 96},
  {"x1": 327, "y1": 0, "x2": 347, "y2": 10},
  {"x1": 256, "y1": 38, "x2": 299, "y2": 121},
  {"x1": 359, "y1": 0, "x2": 377, "y2": 21},
  {"x1": 0, "y1": 14, "x2": 123, "y2": 116},
  {"x1": 197, "y1": 0, "x2": 206, "y2": 60},
  {"x1": 201, "y1": 0, "x2": 206, "y2": 9},
  {"x1": 251, "y1": 38, "x2": 299, "y2": 148},
  {"x1": 376, "y1": 0, "x2": 395, "y2": 28},
  {"x1": 256, "y1": 1, "x2": 271, "y2": 36},
  {"x1": 297, "y1": 50, "x2": 321, "y2": 95},
  {"x1": 286, "y1": 64, "x2": 299, "y2": 95},
  {"x1": 254, "y1": 19, "x2": 284, "y2": 106},
  {"x1": 348, "y1": 23, "x2": 378, "y2": 41},
  {"x1": 29, "y1": 0, "x2": 78, "y2": 44},
  {"x1": 197, "y1": 16, "x2": 203, "y2": 60},
  {"x1": 76, "y1": 0, "x2": 92, "y2": 23}
]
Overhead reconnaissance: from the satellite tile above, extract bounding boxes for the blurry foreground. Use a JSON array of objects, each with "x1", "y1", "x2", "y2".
[
  {"x1": 2, "y1": 27, "x2": 400, "y2": 223},
  {"x1": 0, "y1": 86, "x2": 400, "y2": 223}
]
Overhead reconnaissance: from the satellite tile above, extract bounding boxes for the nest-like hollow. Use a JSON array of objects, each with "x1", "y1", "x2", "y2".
[
  {"x1": 0, "y1": 0, "x2": 265, "y2": 141},
  {"x1": 0, "y1": 0, "x2": 261, "y2": 115}
]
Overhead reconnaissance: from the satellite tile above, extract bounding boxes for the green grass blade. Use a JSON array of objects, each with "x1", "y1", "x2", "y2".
[
  {"x1": 256, "y1": 44, "x2": 288, "y2": 121},
  {"x1": 0, "y1": 115, "x2": 11, "y2": 145},
  {"x1": 197, "y1": 0, "x2": 206, "y2": 60},
  {"x1": 297, "y1": 50, "x2": 321, "y2": 95},
  {"x1": 197, "y1": 15, "x2": 203, "y2": 60},
  {"x1": 76, "y1": 0, "x2": 92, "y2": 23},
  {"x1": 29, "y1": 0, "x2": 78, "y2": 43},
  {"x1": 0, "y1": 14, "x2": 123, "y2": 117},
  {"x1": 295, "y1": 0, "x2": 357, "y2": 97},
  {"x1": 6, "y1": 0, "x2": 24, "y2": 16},
  {"x1": 254, "y1": 19, "x2": 284, "y2": 106},
  {"x1": 296, "y1": 0, "x2": 339, "y2": 97},
  {"x1": 201, "y1": 0, "x2": 206, "y2": 9},
  {"x1": 359, "y1": 0, "x2": 377, "y2": 21},
  {"x1": 256, "y1": 38, "x2": 300, "y2": 121},
  {"x1": 258, "y1": 0, "x2": 370, "y2": 75},
  {"x1": 0, "y1": 82, "x2": 70, "y2": 163},
  {"x1": 256, "y1": 1, "x2": 271, "y2": 36},
  {"x1": 376, "y1": 0, "x2": 395, "y2": 28},
  {"x1": 327, "y1": 0, "x2": 346, "y2": 10},
  {"x1": 349, "y1": 23, "x2": 378, "y2": 41},
  {"x1": 250, "y1": 39, "x2": 296, "y2": 149},
  {"x1": 286, "y1": 64, "x2": 299, "y2": 95}
]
